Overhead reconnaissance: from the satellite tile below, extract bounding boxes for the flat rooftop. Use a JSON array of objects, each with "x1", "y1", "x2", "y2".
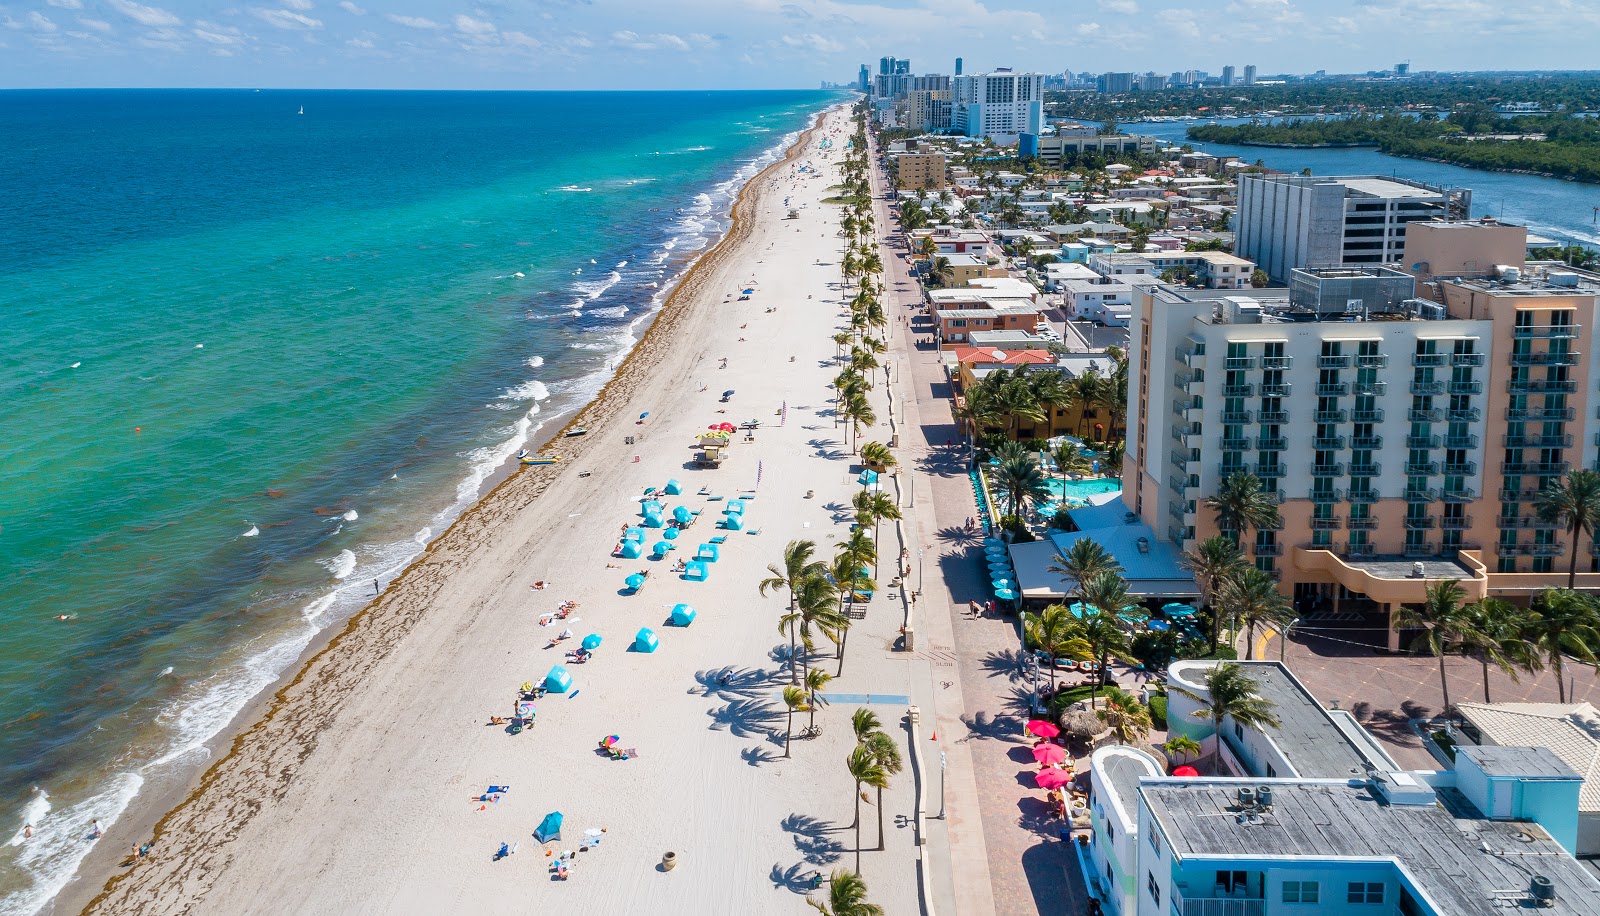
[
  {"x1": 1142, "y1": 780, "x2": 1600, "y2": 915},
  {"x1": 1342, "y1": 555, "x2": 1481, "y2": 581},
  {"x1": 1176, "y1": 661, "x2": 1375, "y2": 778},
  {"x1": 1338, "y1": 176, "x2": 1444, "y2": 199}
]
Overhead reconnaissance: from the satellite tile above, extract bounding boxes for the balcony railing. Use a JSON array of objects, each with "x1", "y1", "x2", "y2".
[
  {"x1": 1260, "y1": 356, "x2": 1294, "y2": 370},
  {"x1": 1312, "y1": 436, "x2": 1347, "y2": 450},
  {"x1": 1221, "y1": 384, "x2": 1255, "y2": 397},
  {"x1": 1169, "y1": 475, "x2": 1190, "y2": 494},
  {"x1": 1410, "y1": 408, "x2": 1443, "y2": 423},
  {"x1": 1318, "y1": 355, "x2": 1351, "y2": 369},
  {"x1": 1449, "y1": 381, "x2": 1484, "y2": 395},
  {"x1": 1310, "y1": 518, "x2": 1342, "y2": 530},
  {"x1": 1498, "y1": 542, "x2": 1566, "y2": 557},
  {"x1": 1349, "y1": 464, "x2": 1382, "y2": 477},
  {"x1": 1441, "y1": 516, "x2": 1473, "y2": 530},
  {"x1": 1314, "y1": 409, "x2": 1347, "y2": 423},
  {"x1": 1405, "y1": 517, "x2": 1437, "y2": 530},
  {"x1": 1217, "y1": 464, "x2": 1247, "y2": 479},
  {"x1": 1252, "y1": 543, "x2": 1283, "y2": 557},
  {"x1": 1351, "y1": 436, "x2": 1384, "y2": 450},
  {"x1": 1351, "y1": 410, "x2": 1385, "y2": 423},
  {"x1": 1442, "y1": 488, "x2": 1478, "y2": 503},
  {"x1": 1405, "y1": 488, "x2": 1439, "y2": 502},
  {"x1": 1256, "y1": 437, "x2": 1288, "y2": 451},
  {"x1": 1499, "y1": 489, "x2": 1549, "y2": 502},
  {"x1": 1221, "y1": 410, "x2": 1253, "y2": 424},
  {"x1": 1168, "y1": 525, "x2": 1190, "y2": 545},
  {"x1": 1508, "y1": 379, "x2": 1577, "y2": 394},
  {"x1": 1405, "y1": 462, "x2": 1440, "y2": 476},
  {"x1": 1508, "y1": 407, "x2": 1575, "y2": 422},
  {"x1": 1219, "y1": 439, "x2": 1253, "y2": 452},
  {"x1": 1447, "y1": 408, "x2": 1482, "y2": 423},
  {"x1": 1316, "y1": 382, "x2": 1349, "y2": 397},
  {"x1": 1260, "y1": 383, "x2": 1293, "y2": 397},
  {"x1": 1403, "y1": 543, "x2": 1439, "y2": 558},
  {"x1": 1443, "y1": 435, "x2": 1480, "y2": 449},
  {"x1": 1310, "y1": 463, "x2": 1344, "y2": 477},
  {"x1": 1257, "y1": 410, "x2": 1290, "y2": 424},
  {"x1": 1453, "y1": 353, "x2": 1485, "y2": 367},
  {"x1": 1348, "y1": 489, "x2": 1380, "y2": 503},
  {"x1": 1503, "y1": 462, "x2": 1570, "y2": 476},
  {"x1": 1442, "y1": 462, "x2": 1478, "y2": 476},
  {"x1": 1254, "y1": 463, "x2": 1287, "y2": 478},
  {"x1": 1223, "y1": 356, "x2": 1257, "y2": 370},
  {"x1": 1309, "y1": 487, "x2": 1343, "y2": 501},
  {"x1": 1406, "y1": 435, "x2": 1441, "y2": 450},
  {"x1": 1411, "y1": 380, "x2": 1447, "y2": 395},
  {"x1": 1412, "y1": 353, "x2": 1449, "y2": 367},
  {"x1": 1513, "y1": 324, "x2": 1581, "y2": 339},
  {"x1": 1353, "y1": 380, "x2": 1389, "y2": 396},
  {"x1": 1347, "y1": 516, "x2": 1380, "y2": 529},
  {"x1": 1510, "y1": 351, "x2": 1579, "y2": 366},
  {"x1": 1176, "y1": 892, "x2": 1265, "y2": 916},
  {"x1": 1345, "y1": 543, "x2": 1378, "y2": 558},
  {"x1": 1497, "y1": 516, "x2": 1562, "y2": 530},
  {"x1": 1505, "y1": 435, "x2": 1572, "y2": 449},
  {"x1": 1356, "y1": 354, "x2": 1389, "y2": 368}
]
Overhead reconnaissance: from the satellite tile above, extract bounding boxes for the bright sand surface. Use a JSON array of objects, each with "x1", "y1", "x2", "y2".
[{"x1": 69, "y1": 105, "x2": 935, "y2": 915}]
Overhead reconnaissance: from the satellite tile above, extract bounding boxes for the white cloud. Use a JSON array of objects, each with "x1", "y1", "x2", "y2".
[
  {"x1": 252, "y1": 7, "x2": 321, "y2": 29},
  {"x1": 780, "y1": 32, "x2": 842, "y2": 53},
  {"x1": 193, "y1": 19, "x2": 246, "y2": 43},
  {"x1": 501, "y1": 29, "x2": 538, "y2": 48},
  {"x1": 454, "y1": 13, "x2": 494, "y2": 34},
  {"x1": 386, "y1": 13, "x2": 442, "y2": 29},
  {"x1": 1099, "y1": 0, "x2": 1138, "y2": 12},
  {"x1": 337, "y1": 0, "x2": 363, "y2": 13},
  {"x1": 46, "y1": 0, "x2": 83, "y2": 9},
  {"x1": 135, "y1": 25, "x2": 185, "y2": 48},
  {"x1": 282, "y1": 0, "x2": 313, "y2": 8},
  {"x1": 29, "y1": 11, "x2": 58, "y2": 31},
  {"x1": 345, "y1": 36, "x2": 372, "y2": 47},
  {"x1": 76, "y1": 16, "x2": 111, "y2": 31},
  {"x1": 566, "y1": 34, "x2": 591, "y2": 47},
  {"x1": 107, "y1": 0, "x2": 180, "y2": 27},
  {"x1": 655, "y1": 32, "x2": 688, "y2": 50}
]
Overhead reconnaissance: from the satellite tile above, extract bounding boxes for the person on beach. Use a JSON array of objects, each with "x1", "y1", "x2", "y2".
[
  {"x1": 92, "y1": 819, "x2": 103, "y2": 839},
  {"x1": 23, "y1": 823, "x2": 32, "y2": 840}
]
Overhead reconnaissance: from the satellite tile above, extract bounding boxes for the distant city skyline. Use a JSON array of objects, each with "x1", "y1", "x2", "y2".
[{"x1": 0, "y1": 0, "x2": 1598, "y2": 89}]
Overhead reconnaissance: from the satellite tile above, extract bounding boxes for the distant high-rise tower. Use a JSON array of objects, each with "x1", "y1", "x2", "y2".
[
  {"x1": 1243, "y1": 64, "x2": 1257, "y2": 86},
  {"x1": 1221, "y1": 65, "x2": 1236, "y2": 86},
  {"x1": 894, "y1": 59, "x2": 911, "y2": 75},
  {"x1": 859, "y1": 64, "x2": 870, "y2": 92},
  {"x1": 1396, "y1": 62, "x2": 1410, "y2": 76},
  {"x1": 880, "y1": 57, "x2": 892, "y2": 76},
  {"x1": 955, "y1": 57, "x2": 963, "y2": 76}
]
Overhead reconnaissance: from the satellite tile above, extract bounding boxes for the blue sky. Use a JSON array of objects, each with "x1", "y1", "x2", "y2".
[{"x1": 0, "y1": 0, "x2": 1596, "y2": 90}]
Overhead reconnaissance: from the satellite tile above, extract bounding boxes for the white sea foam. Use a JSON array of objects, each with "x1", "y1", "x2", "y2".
[
  {"x1": 555, "y1": 185, "x2": 593, "y2": 192},
  {"x1": 242, "y1": 525, "x2": 259, "y2": 537},
  {"x1": 573, "y1": 270, "x2": 623, "y2": 301},
  {"x1": 527, "y1": 356, "x2": 545, "y2": 369},
  {"x1": 1, "y1": 775, "x2": 141, "y2": 916},
  {"x1": 342, "y1": 509, "x2": 358, "y2": 522},
  {"x1": 323, "y1": 549, "x2": 357, "y2": 580},
  {"x1": 502, "y1": 380, "x2": 551, "y2": 402}
]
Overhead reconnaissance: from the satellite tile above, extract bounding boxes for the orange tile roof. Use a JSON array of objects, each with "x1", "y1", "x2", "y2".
[{"x1": 951, "y1": 348, "x2": 1056, "y2": 366}]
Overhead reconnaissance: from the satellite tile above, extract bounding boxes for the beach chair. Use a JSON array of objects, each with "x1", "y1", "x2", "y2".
[
  {"x1": 709, "y1": 535, "x2": 728, "y2": 544},
  {"x1": 746, "y1": 527, "x2": 763, "y2": 536}
]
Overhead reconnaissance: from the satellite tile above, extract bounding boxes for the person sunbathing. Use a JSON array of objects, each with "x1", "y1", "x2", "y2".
[
  {"x1": 531, "y1": 581, "x2": 546, "y2": 590},
  {"x1": 489, "y1": 716, "x2": 508, "y2": 726}
]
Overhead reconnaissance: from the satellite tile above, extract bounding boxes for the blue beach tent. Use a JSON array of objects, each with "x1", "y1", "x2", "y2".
[
  {"x1": 544, "y1": 666, "x2": 573, "y2": 694},
  {"x1": 624, "y1": 527, "x2": 645, "y2": 543},
  {"x1": 725, "y1": 499, "x2": 745, "y2": 516},
  {"x1": 671, "y1": 603, "x2": 697, "y2": 626},
  {"x1": 664, "y1": 479, "x2": 683, "y2": 495},
  {"x1": 643, "y1": 512, "x2": 665, "y2": 528},
  {"x1": 535, "y1": 811, "x2": 564, "y2": 843},
  {"x1": 684, "y1": 561, "x2": 709, "y2": 581},
  {"x1": 696, "y1": 543, "x2": 720, "y2": 562},
  {"x1": 722, "y1": 514, "x2": 745, "y2": 531},
  {"x1": 620, "y1": 541, "x2": 643, "y2": 559},
  {"x1": 635, "y1": 627, "x2": 659, "y2": 653},
  {"x1": 672, "y1": 505, "x2": 694, "y2": 524}
]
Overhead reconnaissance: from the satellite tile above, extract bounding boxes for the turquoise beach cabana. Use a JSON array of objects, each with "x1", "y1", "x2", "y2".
[
  {"x1": 722, "y1": 514, "x2": 745, "y2": 531},
  {"x1": 535, "y1": 811, "x2": 564, "y2": 843},
  {"x1": 684, "y1": 561, "x2": 708, "y2": 581},
  {"x1": 635, "y1": 627, "x2": 659, "y2": 652},
  {"x1": 725, "y1": 499, "x2": 745, "y2": 516},
  {"x1": 624, "y1": 527, "x2": 645, "y2": 543},
  {"x1": 619, "y1": 540, "x2": 643, "y2": 559},
  {"x1": 664, "y1": 479, "x2": 682, "y2": 495},
  {"x1": 643, "y1": 512, "x2": 665, "y2": 528},
  {"x1": 670, "y1": 603, "x2": 697, "y2": 626},
  {"x1": 544, "y1": 666, "x2": 573, "y2": 694},
  {"x1": 696, "y1": 543, "x2": 720, "y2": 562},
  {"x1": 857, "y1": 470, "x2": 879, "y2": 486}
]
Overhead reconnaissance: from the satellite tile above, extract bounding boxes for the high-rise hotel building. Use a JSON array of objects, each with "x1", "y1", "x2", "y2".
[{"x1": 1123, "y1": 220, "x2": 1600, "y2": 644}]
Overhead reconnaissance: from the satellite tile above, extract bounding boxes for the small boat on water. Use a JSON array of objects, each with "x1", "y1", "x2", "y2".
[
  {"x1": 564, "y1": 428, "x2": 588, "y2": 438},
  {"x1": 517, "y1": 450, "x2": 560, "y2": 466}
]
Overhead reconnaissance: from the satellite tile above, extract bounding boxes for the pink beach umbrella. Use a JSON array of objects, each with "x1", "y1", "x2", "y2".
[
  {"x1": 1026, "y1": 719, "x2": 1061, "y2": 739},
  {"x1": 1034, "y1": 768, "x2": 1073, "y2": 790},
  {"x1": 1032, "y1": 743, "x2": 1067, "y2": 766}
]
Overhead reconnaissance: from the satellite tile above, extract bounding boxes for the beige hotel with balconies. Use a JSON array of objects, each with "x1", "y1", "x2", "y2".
[{"x1": 1123, "y1": 220, "x2": 1600, "y2": 648}]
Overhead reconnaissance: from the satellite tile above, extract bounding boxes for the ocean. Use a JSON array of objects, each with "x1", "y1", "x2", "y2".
[{"x1": 0, "y1": 88, "x2": 832, "y2": 914}]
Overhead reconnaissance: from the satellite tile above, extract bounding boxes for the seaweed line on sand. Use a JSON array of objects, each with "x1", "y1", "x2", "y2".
[{"x1": 77, "y1": 110, "x2": 834, "y2": 916}]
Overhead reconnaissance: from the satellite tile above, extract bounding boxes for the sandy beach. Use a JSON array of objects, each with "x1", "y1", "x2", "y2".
[{"x1": 64, "y1": 103, "x2": 936, "y2": 915}]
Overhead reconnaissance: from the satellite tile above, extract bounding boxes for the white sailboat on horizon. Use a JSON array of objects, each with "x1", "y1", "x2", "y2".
[{"x1": 298, "y1": 106, "x2": 304, "y2": 115}]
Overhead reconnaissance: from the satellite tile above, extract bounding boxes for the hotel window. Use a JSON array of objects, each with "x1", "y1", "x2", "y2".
[
  {"x1": 1148, "y1": 827, "x2": 1161, "y2": 855},
  {"x1": 1348, "y1": 882, "x2": 1385, "y2": 904},
  {"x1": 1283, "y1": 881, "x2": 1320, "y2": 903},
  {"x1": 1147, "y1": 872, "x2": 1161, "y2": 906}
]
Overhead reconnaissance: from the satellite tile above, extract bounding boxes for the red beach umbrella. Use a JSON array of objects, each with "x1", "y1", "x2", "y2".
[
  {"x1": 1172, "y1": 765, "x2": 1200, "y2": 777},
  {"x1": 1034, "y1": 768, "x2": 1072, "y2": 790},
  {"x1": 1032, "y1": 743, "x2": 1067, "y2": 766},
  {"x1": 1026, "y1": 719, "x2": 1061, "y2": 739}
]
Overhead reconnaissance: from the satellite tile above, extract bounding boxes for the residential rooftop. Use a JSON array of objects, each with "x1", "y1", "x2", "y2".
[
  {"x1": 1456, "y1": 703, "x2": 1600, "y2": 812},
  {"x1": 1142, "y1": 779, "x2": 1600, "y2": 915}
]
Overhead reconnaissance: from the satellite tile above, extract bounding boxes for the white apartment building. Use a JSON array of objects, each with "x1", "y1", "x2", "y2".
[
  {"x1": 1061, "y1": 278, "x2": 1133, "y2": 326},
  {"x1": 952, "y1": 70, "x2": 1043, "y2": 143},
  {"x1": 1235, "y1": 174, "x2": 1471, "y2": 281}
]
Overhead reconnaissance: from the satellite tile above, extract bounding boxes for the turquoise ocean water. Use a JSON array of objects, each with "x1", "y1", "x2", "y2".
[{"x1": 0, "y1": 89, "x2": 832, "y2": 912}]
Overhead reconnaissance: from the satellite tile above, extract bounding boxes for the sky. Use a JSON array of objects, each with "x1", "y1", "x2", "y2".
[{"x1": 1, "y1": 0, "x2": 1598, "y2": 90}]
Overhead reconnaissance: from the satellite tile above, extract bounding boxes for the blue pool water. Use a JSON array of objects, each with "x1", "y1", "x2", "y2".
[{"x1": 1047, "y1": 477, "x2": 1123, "y2": 500}]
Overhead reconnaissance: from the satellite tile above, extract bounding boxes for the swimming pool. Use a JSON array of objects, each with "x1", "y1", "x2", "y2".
[{"x1": 1046, "y1": 477, "x2": 1122, "y2": 499}]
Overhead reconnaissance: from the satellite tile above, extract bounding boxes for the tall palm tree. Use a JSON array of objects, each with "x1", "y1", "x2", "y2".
[
  {"x1": 1218, "y1": 566, "x2": 1296, "y2": 661},
  {"x1": 761, "y1": 540, "x2": 828, "y2": 683},
  {"x1": 782, "y1": 686, "x2": 807, "y2": 758},
  {"x1": 805, "y1": 668, "x2": 832, "y2": 732},
  {"x1": 1526, "y1": 589, "x2": 1600, "y2": 703},
  {"x1": 993, "y1": 455, "x2": 1052, "y2": 519},
  {"x1": 1182, "y1": 662, "x2": 1281, "y2": 773},
  {"x1": 845, "y1": 746, "x2": 887, "y2": 870},
  {"x1": 1048, "y1": 538, "x2": 1122, "y2": 608},
  {"x1": 863, "y1": 731, "x2": 903, "y2": 851},
  {"x1": 1181, "y1": 535, "x2": 1246, "y2": 653},
  {"x1": 843, "y1": 392, "x2": 876, "y2": 453},
  {"x1": 791, "y1": 575, "x2": 846, "y2": 683},
  {"x1": 1392, "y1": 579, "x2": 1473, "y2": 714},
  {"x1": 1079, "y1": 570, "x2": 1134, "y2": 704},
  {"x1": 829, "y1": 551, "x2": 873, "y2": 677},
  {"x1": 852, "y1": 490, "x2": 901, "y2": 572},
  {"x1": 1462, "y1": 597, "x2": 1541, "y2": 703},
  {"x1": 930, "y1": 256, "x2": 954, "y2": 287},
  {"x1": 1097, "y1": 687, "x2": 1153, "y2": 745},
  {"x1": 1023, "y1": 605, "x2": 1092, "y2": 693},
  {"x1": 1205, "y1": 472, "x2": 1281, "y2": 549},
  {"x1": 859, "y1": 441, "x2": 896, "y2": 473},
  {"x1": 851, "y1": 707, "x2": 882, "y2": 744},
  {"x1": 1535, "y1": 469, "x2": 1600, "y2": 589},
  {"x1": 808, "y1": 870, "x2": 884, "y2": 916}
]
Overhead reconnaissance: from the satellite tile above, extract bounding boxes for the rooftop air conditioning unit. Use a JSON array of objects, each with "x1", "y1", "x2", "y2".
[{"x1": 1237, "y1": 786, "x2": 1256, "y2": 808}]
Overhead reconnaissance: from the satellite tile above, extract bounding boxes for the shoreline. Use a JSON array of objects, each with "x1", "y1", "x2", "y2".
[{"x1": 58, "y1": 105, "x2": 836, "y2": 916}]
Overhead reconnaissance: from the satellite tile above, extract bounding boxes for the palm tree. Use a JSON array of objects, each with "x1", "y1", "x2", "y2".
[
  {"x1": 761, "y1": 540, "x2": 828, "y2": 683},
  {"x1": 845, "y1": 746, "x2": 887, "y2": 870},
  {"x1": 791, "y1": 574, "x2": 846, "y2": 682},
  {"x1": 1053, "y1": 442, "x2": 1093, "y2": 485},
  {"x1": 993, "y1": 454, "x2": 1052, "y2": 519},
  {"x1": 1392, "y1": 579, "x2": 1473, "y2": 714},
  {"x1": 1535, "y1": 469, "x2": 1600, "y2": 589},
  {"x1": 1218, "y1": 566, "x2": 1296, "y2": 661},
  {"x1": 863, "y1": 731, "x2": 903, "y2": 851},
  {"x1": 851, "y1": 707, "x2": 882, "y2": 744},
  {"x1": 859, "y1": 441, "x2": 896, "y2": 473},
  {"x1": 829, "y1": 551, "x2": 873, "y2": 676},
  {"x1": 1023, "y1": 605, "x2": 1092, "y2": 693},
  {"x1": 808, "y1": 870, "x2": 884, "y2": 916},
  {"x1": 852, "y1": 490, "x2": 902, "y2": 570},
  {"x1": 1162, "y1": 734, "x2": 1202, "y2": 770},
  {"x1": 930, "y1": 256, "x2": 954, "y2": 287},
  {"x1": 1181, "y1": 534, "x2": 1246, "y2": 653},
  {"x1": 1526, "y1": 589, "x2": 1600, "y2": 703},
  {"x1": 1205, "y1": 471, "x2": 1281, "y2": 550},
  {"x1": 782, "y1": 686, "x2": 807, "y2": 758},
  {"x1": 1183, "y1": 662, "x2": 1281, "y2": 773},
  {"x1": 1097, "y1": 687, "x2": 1153, "y2": 745},
  {"x1": 842, "y1": 392, "x2": 876, "y2": 453},
  {"x1": 1462, "y1": 597, "x2": 1541, "y2": 703},
  {"x1": 1048, "y1": 538, "x2": 1122, "y2": 608},
  {"x1": 805, "y1": 668, "x2": 832, "y2": 733},
  {"x1": 1079, "y1": 570, "x2": 1134, "y2": 703}
]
